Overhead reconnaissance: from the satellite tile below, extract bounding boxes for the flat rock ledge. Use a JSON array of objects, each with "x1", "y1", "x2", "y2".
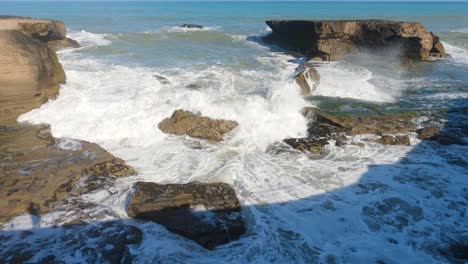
[
  {"x1": 0, "y1": 124, "x2": 135, "y2": 223},
  {"x1": 264, "y1": 20, "x2": 448, "y2": 61},
  {"x1": 158, "y1": 109, "x2": 238, "y2": 142},
  {"x1": 127, "y1": 181, "x2": 245, "y2": 249}
]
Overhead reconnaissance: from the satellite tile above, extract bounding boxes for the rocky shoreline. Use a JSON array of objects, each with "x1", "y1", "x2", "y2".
[{"x1": 0, "y1": 16, "x2": 465, "y2": 261}]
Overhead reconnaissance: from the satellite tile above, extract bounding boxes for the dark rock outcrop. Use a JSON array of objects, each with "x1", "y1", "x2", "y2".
[
  {"x1": 264, "y1": 20, "x2": 448, "y2": 61},
  {"x1": 158, "y1": 109, "x2": 238, "y2": 142},
  {"x1": 180, "y1": 24, "x2": 204, "y2": 29},
  {"x1": 127, "y1": 181, "x2": 245, "y2": 249}
]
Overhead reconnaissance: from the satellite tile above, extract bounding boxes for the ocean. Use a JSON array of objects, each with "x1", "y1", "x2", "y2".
[{"x1": 2, "y1": 1, "x2": 468, "y2": 263}]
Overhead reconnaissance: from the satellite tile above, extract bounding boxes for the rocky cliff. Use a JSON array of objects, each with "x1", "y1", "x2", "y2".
[
  {"x1": 0, "y1": 16, "x2": 81, "y2": 124},
  {"x1": 264, "y1": 20, "x2": 447, "y2": 61}
]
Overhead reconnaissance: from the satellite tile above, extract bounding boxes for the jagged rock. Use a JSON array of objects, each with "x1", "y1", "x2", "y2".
[
  {"x1": 180, "y1": 24, "x2": 204, "y2": 29},
  {"x1": 376, "y1": 135, "x2": 411, "y2": 146},
  {"x1": 0, "y1": 30, "x2": 65, "y2": 124},
  {"x1": 0, "y1": 124, "x2": 135, "y2": 223},
  {"x1": 158, "y1": 110, "x2": 238, "y2": 142},
  {"x1": 283, "y1": 138, "x2": 329, "y2": 154},
  {"x1": 295, "y1": 64, "x2": 320, "y2": 95},
  {"x1": 0, "y1": 16, "x2": 80, "y2": 50},
  {"x1": 264, "y1": 20, "x2": 448, "y2": 61},
  {"x1": 127, "y1": 181, "x2": 245, "y2": 249}
]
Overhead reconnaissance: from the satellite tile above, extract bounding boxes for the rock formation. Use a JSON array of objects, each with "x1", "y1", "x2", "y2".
[
  {"x1": 264, "y1": 20, "x2": 448, "y2": 61},
  {"x1": 158, "y1": 109, "x2": 238, "y2": 142},
  {"x1": 0, "y1": 124, "x2": 135, "y2": 223},
  {"x1": 0, "y1": 17, "x2": 81, "y2": 124},
  {"x1": 127, "y1": 181, "x2": 245, "y2": 249},
  {"x1": 294, "y1": 62, "x2": 321, "y2": 95},
  {"x1": 0, "y1": 16, "x2": 80, "y2": 50},
  {"x1": 0, "y1": 17, "x2": 135, "y2": 224}
]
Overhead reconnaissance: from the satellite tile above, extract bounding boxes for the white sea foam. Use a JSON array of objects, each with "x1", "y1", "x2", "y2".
[
  {"x1": 443, "y1": 42, "x2": 468, "y2": 65},
  {"x1": 312, "y1": 62, "x2": 401, "y2": 102},
  {"x1": 67, "y1": 30, "x2": 112, "y2": 47},
  {"x1": 450, "y1": 28, "x2": 468, "y2": 33}
]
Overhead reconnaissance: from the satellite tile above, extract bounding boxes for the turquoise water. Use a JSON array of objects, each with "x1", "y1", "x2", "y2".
[{"x1": 2, "y1": 2, "x2": 468, "y2": 263}]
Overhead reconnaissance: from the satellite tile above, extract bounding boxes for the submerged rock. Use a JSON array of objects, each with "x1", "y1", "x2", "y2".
[
  {"x1": 0, "y1": 220, "x2": 142, "y2": 263},
  {"x1": 158, "y1": 109, "x2": 238, "y2": 142},
  {"x1": 180, "y1": 24, "x2": 204, "y2": 29},
  {"x1": 127, "y1": 181, "x2": 245, "y2": 249},
  {"x1": 153, "y1": 75, "x2": 171, "y2": 85},
  {"x1": 264, "y1": 20, "x2": 448, "y2": 61}
]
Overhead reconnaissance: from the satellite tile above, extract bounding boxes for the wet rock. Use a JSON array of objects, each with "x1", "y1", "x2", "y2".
[
  {"x1": 158, "y1": 109, "x2": 238, "y2": 142},
  {"x1": 180, "y1": 24, "x2": 204, "y2": 29},
  {"x1": 283, "y1": 138, "x2": 329, "y2": 154},
  {"x1": 0, "y1": 124, "x2": 135, "y2": 223},
  {"x1": 294, "y1": 64, "x2": 320, "y2": 95},
  {"x1": 439, "y1": 241, "x2": 468, "y2": 263},
  {"x1": 153, "y1": 75, "x2": 171, "y2": 85},
  {"x1": 127, "y1": 181, "x2": 245, "y2": 249},
  {"x1": 376, "y1": 135, "x2": 411, "y2": 146},
  {"x1": 416, "y1": 126, "x2": 440, "y2": 140},
  {"x1": 264, "y1": 20, "x2": 448, "y2": 61}
]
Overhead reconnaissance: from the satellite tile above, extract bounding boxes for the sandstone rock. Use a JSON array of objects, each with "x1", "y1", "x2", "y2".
[
  {"x1": 264, "y1": 20, "x2": 448, "y2": 61},
  {"x1": 0, "y1": 16, "x2": 80, "y2": 50},
  {"x1": 0, "y1": 16, "x2": 66, "y2": 41},
  {"x1": 47, "y1": 38, "x2": 81, "y2": 51},
  {"x1": 158, "y1": 110, "x2": 238, "y2": 142},
  {"x1": 180, "y1": 24, "x2": 204, "y2": 29},
  {"x1": 0, "y1": 30, "x2": 66, "y2": 124},
  {"x1": 294, "y1": 64, "x2": 320, "y2": 95},
  {"x1": 0, "y1": 124, "x2": 135, "y2": 223},
  {"x1": 127, "y1": 181, "x2": 245, "y2": 249}
]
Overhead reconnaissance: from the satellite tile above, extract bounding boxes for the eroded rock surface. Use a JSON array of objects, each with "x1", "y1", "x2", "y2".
[
  {"x1": 264, "y1": 20, "x2": 448, "y2": 61},
  {"x1": 128, "y1": 181, "x2": 245, "y2": 249},
  {"x1": 0, "y1": 16, "x2": 80, "y2": 50},
  {"x1": 158, "y1": 109, "x2": 238, "y2": 142},
  {"x1": 0, "y1": 124, "x2": 135, "y2": 223},
  {"x1": 0, "y1": 30, "x2": 66, "y2": 124}
]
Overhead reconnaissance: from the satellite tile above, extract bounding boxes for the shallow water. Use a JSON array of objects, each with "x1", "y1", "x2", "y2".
[{"x1": 3, "y1": 2, "x2": 468, "y2": 263}]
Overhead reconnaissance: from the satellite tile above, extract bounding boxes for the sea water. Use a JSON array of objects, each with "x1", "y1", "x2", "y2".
[{"x1": 2, "y1": 1, "x2": 468, "y2": 263}]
